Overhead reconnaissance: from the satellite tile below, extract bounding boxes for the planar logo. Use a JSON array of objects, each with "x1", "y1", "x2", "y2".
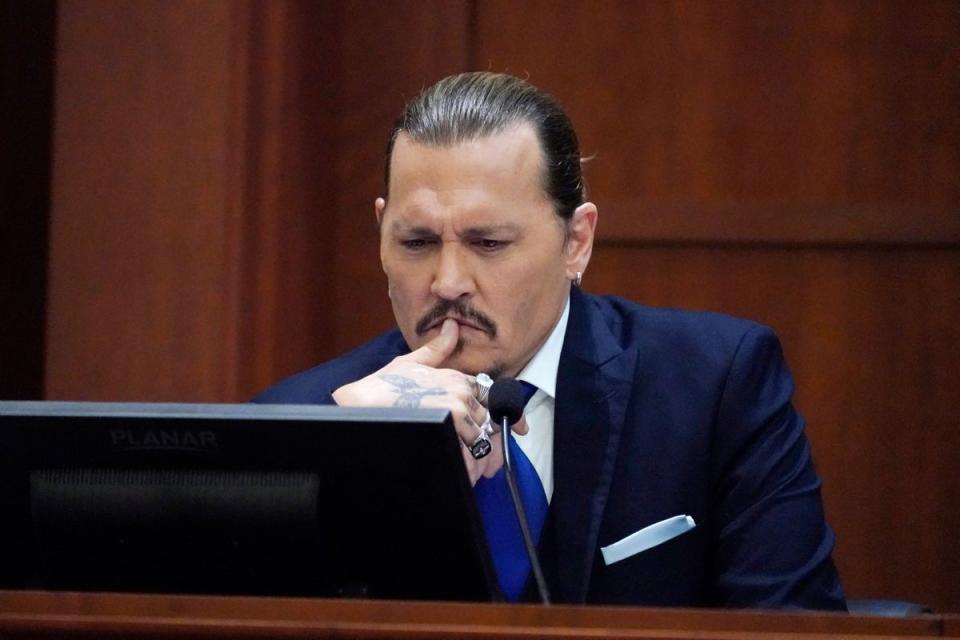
[{"x1": 110, "y1": 429, "x2": 218, "y2": 452}]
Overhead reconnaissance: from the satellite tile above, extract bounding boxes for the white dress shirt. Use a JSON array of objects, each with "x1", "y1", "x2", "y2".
[{"x1": 512, "y1": 295, "x2": 569, "y2": 504}]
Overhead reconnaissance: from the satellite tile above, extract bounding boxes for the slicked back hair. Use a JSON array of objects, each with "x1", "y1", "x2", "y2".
[{"x1": 384, "y1": 72, "x2": 586, "y2": 222}]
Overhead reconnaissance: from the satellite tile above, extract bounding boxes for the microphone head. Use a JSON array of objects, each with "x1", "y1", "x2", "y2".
[{"x1": 488, "y1": 379, "x2": 526, "y2": 426}]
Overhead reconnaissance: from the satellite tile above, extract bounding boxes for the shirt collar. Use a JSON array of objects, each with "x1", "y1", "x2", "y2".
[{"x1": 516, "y1": 294, "x2": 569, "y2": 400}]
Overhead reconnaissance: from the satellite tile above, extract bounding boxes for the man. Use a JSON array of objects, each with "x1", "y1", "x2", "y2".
[{"x1": 256, "y1": 72, "x2": 845, "y2": 609}]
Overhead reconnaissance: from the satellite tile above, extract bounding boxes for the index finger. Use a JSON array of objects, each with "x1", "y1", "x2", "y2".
[{"x1": 402, "y1": 318, "x2": 459, "y2": 368}]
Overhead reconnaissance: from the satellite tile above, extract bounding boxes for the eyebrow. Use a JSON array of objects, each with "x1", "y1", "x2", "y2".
[
  {"x1": 390, "y1": 223, "x2": 522, "y2": 237},
  {"x1": 390, "y1": 224, "x2": 437, "y2": 237},
  {"x1": 462, "y1": 224, "x2": 522, "y2": 237}
]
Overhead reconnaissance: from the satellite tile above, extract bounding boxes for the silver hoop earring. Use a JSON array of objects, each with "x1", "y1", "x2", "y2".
[{"x1": 574, "y1": 271, "x2": 583, "y2": 287}]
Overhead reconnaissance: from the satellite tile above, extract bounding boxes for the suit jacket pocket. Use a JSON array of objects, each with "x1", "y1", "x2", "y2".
[{"x1": 590, "y1": 518, "x2": 706, "y2": 606}]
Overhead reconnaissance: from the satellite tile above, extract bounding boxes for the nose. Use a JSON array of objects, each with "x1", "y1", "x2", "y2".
[{"x1": 430, "y1": 243, "x2": 475, "y2": 300}]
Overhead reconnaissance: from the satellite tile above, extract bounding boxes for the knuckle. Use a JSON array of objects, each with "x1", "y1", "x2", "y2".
[{"x1": 453, "y1": 406, "x2": 471, "y2": 424}]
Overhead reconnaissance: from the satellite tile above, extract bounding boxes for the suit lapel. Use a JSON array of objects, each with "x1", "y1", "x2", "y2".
[{"x1": 547, "y1": 288, "x2": 636, "y2": 602}]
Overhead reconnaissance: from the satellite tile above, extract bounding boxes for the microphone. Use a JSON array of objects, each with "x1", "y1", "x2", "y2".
[
  {"x1": 487, "y1": 379, "x2": 551, "y2": 604},
  {"x1": 488, "y1": 379, "x2": 525, "y2": 431}
]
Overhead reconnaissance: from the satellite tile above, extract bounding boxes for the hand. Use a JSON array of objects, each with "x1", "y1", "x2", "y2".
[{"x1": 332, "y1": 319, "x2": 527, "y2": 483}]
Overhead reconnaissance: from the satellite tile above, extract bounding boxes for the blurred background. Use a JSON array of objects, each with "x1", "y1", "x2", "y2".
[{"x1": 1, "y1": 0, "x2": 958, "y2": 612}]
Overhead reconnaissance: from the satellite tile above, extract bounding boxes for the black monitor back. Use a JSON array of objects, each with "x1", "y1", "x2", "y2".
[{"x1": 0, "y1": 401, "x2": 499, "y2": 601}]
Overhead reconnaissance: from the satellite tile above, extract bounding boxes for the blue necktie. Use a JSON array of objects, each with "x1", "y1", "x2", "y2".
[{"x1": 474, "y1": 381, "x2": 548, "y2": 601}]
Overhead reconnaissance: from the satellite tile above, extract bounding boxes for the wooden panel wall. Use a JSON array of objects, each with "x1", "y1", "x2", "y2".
[
  {"x1": 46, "y1": 0, "x2": 466, "y2": 400},
  {"x1": 47, "y1": 0, "x2": 254, "y2": 401},
  {"x1": 42, "y1": 0, "x2": 958, "y2": 612}
]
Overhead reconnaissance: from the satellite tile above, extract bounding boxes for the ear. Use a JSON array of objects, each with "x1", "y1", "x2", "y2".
[
  {"x1": 376, "y1": 197, "x2": 390, "y2": 275},
  {"x1": 564, "y1": 202, "x2": 598, "y2": 280},
  {"x1": 375, "y1": 197, "x2": 386, "y2": 227}
]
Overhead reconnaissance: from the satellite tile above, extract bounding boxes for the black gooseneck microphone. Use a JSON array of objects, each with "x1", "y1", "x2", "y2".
[{"x1": 488, "y1": 379, "x2": 551, "y2": 605}]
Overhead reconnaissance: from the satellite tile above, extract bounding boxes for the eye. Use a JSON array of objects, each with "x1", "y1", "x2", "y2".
[
  {"x1": 473, "y1": 238, "x2": 509, "y2": 252},
  {"x1": 400, "y1": 238, "x2": 436, "y2": 251}
]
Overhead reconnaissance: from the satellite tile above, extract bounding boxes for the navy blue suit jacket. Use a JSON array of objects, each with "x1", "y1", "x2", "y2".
[{"x1": 255, "y1": 288, "x2": 846, "y2": 609}]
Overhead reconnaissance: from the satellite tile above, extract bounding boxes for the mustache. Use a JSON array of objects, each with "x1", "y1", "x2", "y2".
[{"x1": 415, "y1": 299, "x2": 498, "y2": 337}]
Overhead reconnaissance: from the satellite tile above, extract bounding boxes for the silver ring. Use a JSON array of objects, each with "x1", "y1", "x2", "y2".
[{"x1": 474, "y1": 372, "x2": 493, "y2": 406}]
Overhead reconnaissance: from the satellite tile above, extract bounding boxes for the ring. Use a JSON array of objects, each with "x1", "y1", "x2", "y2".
[
  {"x1": 469, "y1": 430, "x2": 492, "y2": 459},
  {"x1": 474, "y1": 372, "x2": 493, "y2": 406}
]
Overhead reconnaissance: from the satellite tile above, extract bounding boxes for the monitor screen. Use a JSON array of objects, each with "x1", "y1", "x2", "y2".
[{"x1": 0, "y1": 401, "x2": 499, "y2": 601}]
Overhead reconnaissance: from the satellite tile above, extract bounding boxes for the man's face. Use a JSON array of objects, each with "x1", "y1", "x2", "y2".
[{"x1": 377, "y1": 125, "x2": 585, "y2": 377}]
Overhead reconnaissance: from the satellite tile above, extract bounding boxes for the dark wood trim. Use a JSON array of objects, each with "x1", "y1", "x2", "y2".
[
  {"x1": 598, "y1": 200, "x2": 960, "y2": 247},
  {"x1": 0, "y1": 591, "x2": 953, "y2": 639},
  {"x1": 0, "y1": 0, "x2": 56, "y2": 399}
]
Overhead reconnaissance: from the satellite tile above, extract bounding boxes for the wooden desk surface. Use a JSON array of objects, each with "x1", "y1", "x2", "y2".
[{"x1": 1, "y1": 591, "x2": 958, "y2": 639}]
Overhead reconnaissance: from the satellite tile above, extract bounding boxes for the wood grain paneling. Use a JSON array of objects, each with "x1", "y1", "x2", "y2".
[
  {"x1": 476, "y1": 0, "x2": 960, "y2": 210},
  {"x1": 46, "y1": 0, "x2": 250, "y2": 401},
  {"x1": 601, "y1": 200, "x2": 960, "y2": 246},
  {"x1": 228, "y1": 0, "x2": 341, "y2": 397}
]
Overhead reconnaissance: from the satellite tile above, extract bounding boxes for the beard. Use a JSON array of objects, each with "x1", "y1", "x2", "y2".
[{"x1": 445, "y1": 338, "x2": 508, "y2": 379}]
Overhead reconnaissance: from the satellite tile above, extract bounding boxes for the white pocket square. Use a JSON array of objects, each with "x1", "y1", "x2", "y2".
[{"x1": 600, "y1": 515, "x2": 696, "y2": 566}]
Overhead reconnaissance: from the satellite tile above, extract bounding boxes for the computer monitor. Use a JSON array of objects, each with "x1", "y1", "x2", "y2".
[{"x1": 0, "y1": 401, "x2": 499, "y2": 601}]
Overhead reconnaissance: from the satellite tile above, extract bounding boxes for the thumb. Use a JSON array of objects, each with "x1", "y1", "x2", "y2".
[{"x1": 405, "y1": 318, "x2": 459, "y2": 367}]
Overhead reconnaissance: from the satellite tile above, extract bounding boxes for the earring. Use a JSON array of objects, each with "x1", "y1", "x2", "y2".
[{"x1": 574, "y1": 271, "x2": 583, "y2": 287}]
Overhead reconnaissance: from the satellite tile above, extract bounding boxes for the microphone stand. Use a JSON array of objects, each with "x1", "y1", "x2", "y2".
[{"x1": 500, "y1": 416, "x2": 551, "y2": 605}]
